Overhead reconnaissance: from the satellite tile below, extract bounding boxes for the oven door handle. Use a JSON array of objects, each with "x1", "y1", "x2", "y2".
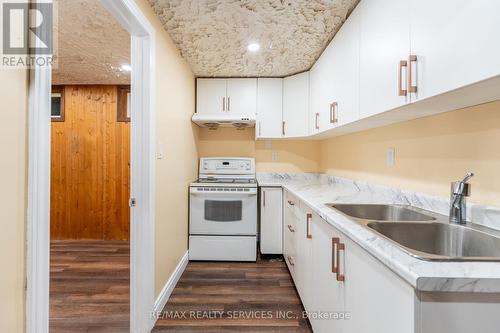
[{"x1": 190, "y1": 192, "x2": 257, "y2": 196}]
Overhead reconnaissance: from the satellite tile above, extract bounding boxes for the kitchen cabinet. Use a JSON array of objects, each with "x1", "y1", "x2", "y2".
[
  {"x1": 259, "y1": 187, "x2": 283, "y2": 254},
  {"x1": 283, "y1": 190, "x2": 299, "y2": 278},
  {"x1": 309, "y1": 5, "x2": 360, "y2": 134},
  {"x1": 294, "y1": 203, "x2": 314, "y2": 311},
  {"x1": 283, "y1": 72, "x2": 309, "y2": 137},
  {"x1": 196, "y1": 78, "x2": 256, "y2": 117},
  {"x1": 309, "y1": 213, "x2": 345, "y2": 333},
  {"x1": 256, "y1": 78, "x2": 283, "y2": 139},
  {"x1": 196, "y1": 78, "x2": 227, "y2": 115},
  {"x1": 409, "y1": 0, "x2": 500, "y2": 102},
  {"x1": 359, "y1": 0, "x2": 411, "y2": 118}
]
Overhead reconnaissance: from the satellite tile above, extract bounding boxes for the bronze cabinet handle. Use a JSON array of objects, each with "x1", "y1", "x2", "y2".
[
  {"x1": 287, "y1": 256, "x2": 295, "y2": 266},
  {"x1": 398, "y1": 60, "x2": 408, "y2": 96},
  {"x1": 330, "y1": 102, "x2": 338, "y2": 124},
  {"x1": 287, "y1": 224, "x2": 295, "y2": 233},
  {"x1": 315, "y1": 113, "x2": 320, "y2": 130},
  {"x1": 408, "y1": 55, "x2": 418, "y2": 93},
  {"x1": 227, "y1": 97, "x2": 231, "y2": 111},
  {"x1": 287, "y1": 200, "x2": 295, "y2": 206},
  {"x1": 222, "y1": 97, "x2": 225, "y2": 111},
  {"x1": 332, "y1": 237, "x2": 345, "y2": 282},
  {"x1": 282, "y1": 121, "x2": 286, "y2": 136},
  {"x1": 262, "y1": 190, "x2": 266, "y2": 207},
  {"x1": 306, "y1": 213, "x2": 312, "y2": 239}
]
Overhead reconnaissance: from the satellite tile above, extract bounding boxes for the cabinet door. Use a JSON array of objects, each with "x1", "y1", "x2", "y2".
[
  {"x1": 294, "y1": 205, "x2": 314, "y2": 311},
  {"x1": 196, "y1": 79, "x2": 227, "y2": 115},
  {"x1": 260, "y1": 187, "x2": 283, "y2": 254},
  {"x1": 309, "y1": 44, "x2": 334, "y2": 134},
  {"x1": 410, "y1": 0, "x2": 500, "y2": 102},
  {"x1": 226, "y1": 78, "x2": 257, "y2": 117},
  {"x1": 283, "y1": 192, "x2": 297, "y2": 277},
  {"x1": 330, "y1": 6, "x2": 360, "y2": 126},
  {"x1": 256, "y1": 78, "x2": 283, "y2": 139},
  {"x1": 342, "y1": 235, "x2": 415, "y2": 333},
  {"x1": 310, "y1": 214, "x2": 345, "y2": 333},
  {"x1": 359, "y1": 0, "x2": 410, "y2": 118},
  {"x1": 283, "y1": 72, "x2": 309, "y2": 137}
]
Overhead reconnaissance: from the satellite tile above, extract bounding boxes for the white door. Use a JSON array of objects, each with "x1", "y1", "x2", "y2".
[
  {"x1": 256, "y1": 78, "x2": 283, "y2": 138},
  {"x1": 196, "y1": 78, "x2": 227, "y2": 115},
  {"x1": 226, "y1": 78, "x2": 257, "y2": 117},
  {"x1": 309, "y1": 44, "x2": 335, "y2": 134},
  {"x1": 283, "y1": 72, "x2": 309, "y2": 137},
  {"x1": 342, "y1": 235, "x2": 415, "y2": 333},
  {"x1": 310, "y1": 214, "x2": 345, "y2": 333},
  {"x1": 330, "y1": 5, "x2": 360, "y2": 126},
  {"x1": 359, "y1": 0, "x2": 410, "y2": 118},
  {"x1": 260, "y1": 187, "x2": 283, "y2": 254},
  {"x1": 410, "y1": 0, "x2": 500, "y2": 102},
  {"x1": 294, "y1": 205, "x2": 314, "y2": 311}
]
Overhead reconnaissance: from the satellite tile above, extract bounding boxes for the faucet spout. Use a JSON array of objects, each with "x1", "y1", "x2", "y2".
[{"x1": 449, "y1": 172, "x2": 473, "y2": 225}]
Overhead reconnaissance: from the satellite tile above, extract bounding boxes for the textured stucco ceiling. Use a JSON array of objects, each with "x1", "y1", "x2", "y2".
[
  {"x1": 148, "y1": 0, "x2": 359, "y2": 77},
  {"x1": 52, "y1": 0, "x2": 130, "y2": 85}
]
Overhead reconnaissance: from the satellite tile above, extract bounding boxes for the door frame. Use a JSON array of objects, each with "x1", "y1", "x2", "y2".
[{"x1": 26, "y1": 0, "x2": 157, "y2": 332}]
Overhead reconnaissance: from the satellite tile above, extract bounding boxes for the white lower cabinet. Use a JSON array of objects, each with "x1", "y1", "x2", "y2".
[
  {"x1": 284, "y1": 202, "x2": 416, "y2": 333},
  {"x1": 260, "y1": 187, "x2": 283, "y2": 254}
]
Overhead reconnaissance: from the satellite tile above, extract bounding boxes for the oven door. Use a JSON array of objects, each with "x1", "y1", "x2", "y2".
[{"x1": 189, "y1": 187, "x2": 257, "y2": 235}]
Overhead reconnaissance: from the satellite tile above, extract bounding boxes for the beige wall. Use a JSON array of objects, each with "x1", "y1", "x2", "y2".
[
  {"x1": 320, "y1": 101, "x2": 500, "y2": 206},
  {"x1": 0, "y1": 70, "x2": 28, "y2": 332},
  {"x1": 135, "y1": 0, "x2": 199, "y2": 296},
  {"x1": 198, "y1": 128, "x2": 320, "y2": 172}
]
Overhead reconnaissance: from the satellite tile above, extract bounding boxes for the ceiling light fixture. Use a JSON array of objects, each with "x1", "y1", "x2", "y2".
[
  {"x1": 121, "y1": 64, "x2": 132, "y2": 72},
  {"x1": 247, "y1": 43, "x2": 260, "y2": 52}
]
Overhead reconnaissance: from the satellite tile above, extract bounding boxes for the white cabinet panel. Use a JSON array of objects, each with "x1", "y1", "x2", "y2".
[
  {"x1": 259, "y1": 187, "x2": 283, "y2": 254},
  {"x1": 283, "y1": 72, "x2": 309, "y2": 137},
  {"x1": 359, "y1": 0, "x2": 410, "y2": 118},
  {"x1": 330, "y1": 6, "x2": 360, "y2": 126},
  {"x1": 410, "y1": 0, "x2": 500, "y2": 102},
  {"x1": 283, "y1": 191, "x2": 298, "y2": 278},
  {"x1": 342, "y1": 233, "x2": 415, "y2": 333},
  {"x1": 226, "y1": 78, "x2": 257, "y2": 117},
  {"x1": 256, "y1": 78, "x2": 283, "y2": 139},
  {"x1": 196, "y1": 79, "x2": 227, "y2": 115},
  {"x1": 310, "y1": 213, "x2": 345, "y2": 333},
  {"x1": 294, "y1": 205, "x2": 314, "y2": 311}
]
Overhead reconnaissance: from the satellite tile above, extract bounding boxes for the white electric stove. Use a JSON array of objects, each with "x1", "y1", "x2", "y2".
[{"x1": 189, "y1": 157, "x2": 257, "y2": 261}]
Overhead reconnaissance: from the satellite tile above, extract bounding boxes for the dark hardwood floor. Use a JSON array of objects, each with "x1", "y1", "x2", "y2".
[
  {"x1": 153, "y1": 255, "x2": 312, "y2": 333},
  {"x1": 50, "y1": 240, "x2": 130, "y2": 333}
]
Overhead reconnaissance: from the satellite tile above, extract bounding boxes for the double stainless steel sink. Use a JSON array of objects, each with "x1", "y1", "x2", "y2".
[{"x1": 327, "y1": 203, "x2": 500, "y2": 261}]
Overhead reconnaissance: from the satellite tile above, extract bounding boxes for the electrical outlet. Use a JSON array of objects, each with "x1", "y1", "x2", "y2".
[
  {"x1": 386, "y1": 147, "x2": 395, "y2": 166},
  {"x1": 265, "y1": 140, "x2": 272, "y2": 149},
  {"x1": 271, "y1": 151, "x2": 279, "y2": 161},
  {"x1": 157, "y1": 143, "x2": 165, "y2": 159}
]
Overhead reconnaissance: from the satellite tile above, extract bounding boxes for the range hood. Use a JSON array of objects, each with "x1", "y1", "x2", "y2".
[{"x1": 191, "y1": 113, "x2": 256, "y2": 129}]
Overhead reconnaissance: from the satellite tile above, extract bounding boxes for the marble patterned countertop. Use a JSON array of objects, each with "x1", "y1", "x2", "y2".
[{"x1": 257, "y1": 172, "x2": 500, "y2": 293}]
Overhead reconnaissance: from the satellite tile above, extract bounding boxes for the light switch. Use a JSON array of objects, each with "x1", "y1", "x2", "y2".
[
  {"x1": 272, "y1": 151, "x2": 279, "y2": 161},
  {"x1": 386, "y1": 147, "x2": 395, "y2": 166}
]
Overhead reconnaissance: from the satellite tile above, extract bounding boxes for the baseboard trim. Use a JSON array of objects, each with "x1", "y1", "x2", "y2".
[{"x1": 153, "y1": 251, "x2": 189, "y2": 314}]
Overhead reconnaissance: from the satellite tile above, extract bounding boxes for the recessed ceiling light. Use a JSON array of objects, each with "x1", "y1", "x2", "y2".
[
  {"x1": 121, "y1": 64, "x2": 132, "y2": 72},
  {"x1": 247, "y1": 43, "x2": 260, "y2": 52}
]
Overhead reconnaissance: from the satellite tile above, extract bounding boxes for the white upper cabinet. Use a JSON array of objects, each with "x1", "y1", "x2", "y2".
[
  {"x1": 283, "y1": 72, "x2": 309, "y2": 137},
  {"x1": 196, "y1": 78, "x2": 227, "y2": 115},
  {"x1": 359, "y1": 0, "x2": 411, "y2": 118},
  {"x1": 409, "y1": 0, "x2": 500, "y2": 102},
  {"x1": 196, "y1": 78, "x2": 256, "y2": 117},
  {"x1": 256, "y1": 78, "x2": 283, "y2": 139},
  {"x1": 226, "y1": 78, "x2": 257, "y2": 117},
  {"x1": 330, "y1": 6, "x2": 360, "y2": 126}
]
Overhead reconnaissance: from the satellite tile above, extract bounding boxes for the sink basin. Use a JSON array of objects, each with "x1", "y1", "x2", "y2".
[
  {"x1": 329, "y1": 204, "x2": 436, "y2": 222},
  {"x1": 368, "y1": 222, "x2": 500, "y2": 261}
]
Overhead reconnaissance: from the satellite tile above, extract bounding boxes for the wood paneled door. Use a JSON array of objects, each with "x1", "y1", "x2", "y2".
[{"x1": 51, "y1": 85, "x2": 130, "y2": 240}]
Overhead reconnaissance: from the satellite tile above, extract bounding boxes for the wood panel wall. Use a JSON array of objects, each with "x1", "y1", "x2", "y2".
[{"x1": 51, "y1": 86, "x2": 130, "y2": 240}]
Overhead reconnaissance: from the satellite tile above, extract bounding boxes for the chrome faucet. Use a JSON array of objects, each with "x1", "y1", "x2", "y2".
[{"x1": 449, "y1": 172, "x2": 474, "y2": 224}]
